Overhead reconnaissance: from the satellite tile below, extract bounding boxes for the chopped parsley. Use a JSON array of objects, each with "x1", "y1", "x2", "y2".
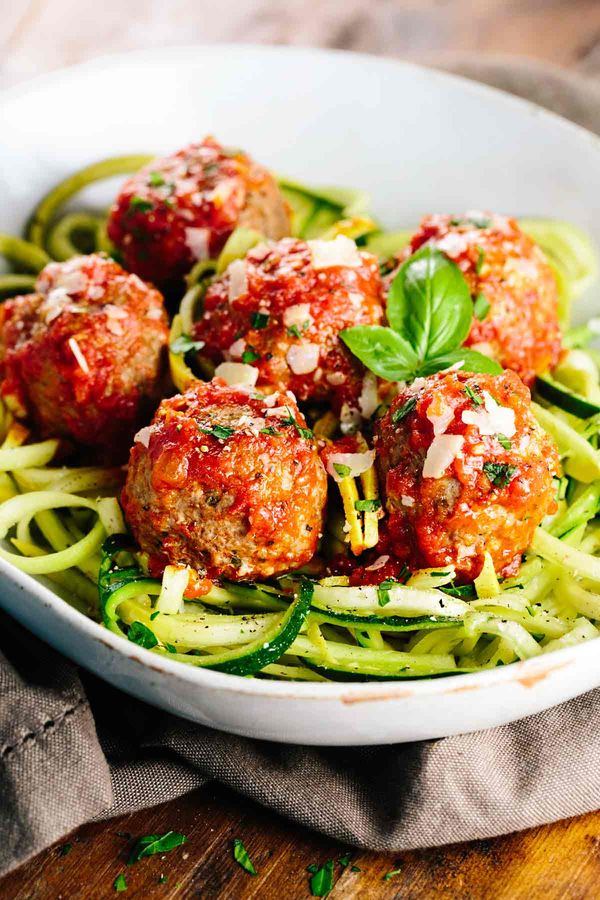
[
  {"x1": 158, "y1": 874, "x2": 168, "y2": 884},
  {"x1": 377, "y1": 579, "x2": 397, "y2": 607},
  {"x1": 287, "y1": 324, "x2": 302, "y2": 338},
  {"x1": 307, "y1": 864, "x2": 319, "y2": 874},
  {"x1": 127, "y1": 622, "x2": 158, "y2": 649},
  {"x1": 473, "y1": 292, "x2": 491, "y2": 321},
  {"x1": 475, "y1": 246, "x2": 485, "y2": 274},
  {"x1": 383, "y1": 868, "x2": 402, "y2": 881},
  {"x1": 232, "y1": 839, "x2": 257, "y2": 876},
  {"x1": 128, "y1": 832, "x2": 187, "y2": 865},
  {"x1": 464, "y1": 384, "x2": 482, "y2": 405},
  {"x1": 148, "y1": 171, "x2": 166, "y2": 187},
  {"x1": 338, "y1": 853, "x2": 352, "y2": 868},
  {"x1": 129, "y1": 195, "x2": 154, "y2": 214},
  {"x1": 351, "y1": 865, "x2": 361, "y2": 873},
  {"x1": 59, "y1": 843, "x2": 72, "y2": 857},
  {"x1": 198, "y1": 424, "x2": 235, "y2": 440},
  {"x1": 164, "y1": 643, "x2": 177, "y2": 654},
  {"x1": 170, "y1": 334, "x2": 205, "y2": 355},
  {"x1": 391, "y1": 397, "x2": 416, "y2": 424},
  {"x1": 114, "y1": 873, "x2": 128, "y2": 892},
  {"x1": 250, "y1": 311, "x2": 269, "y2": 329},
  {"x1": 497, "y1": 434, "x2": 512, "y2": 450},
  {"x1": 241, "y1": 348, "x2": 260, "y2": 364},
  {"x1": 149, "y1": 610, "x2": 160, "y2": 621},
  {"x1": 450, "y1": 216, "x2": 490, "y2": 229},
  {"x1": 333, "y1": 463, "x2": 351, "y2": 479},
  {"x1": 260, "y1": 426, "x2": 280, "y2": 437},
  {"x1": 354, "y1": 498, "x2": 382, "y2": 512},
  {"x1": 483, "y1": 462, "x2": 517, "y2": 488},
  {"x1": 281, "y1": 407, "x2": 313, "y2": 440},
  {"x1": 309, "y1": 859, "x2": 335, "y2": 897}
]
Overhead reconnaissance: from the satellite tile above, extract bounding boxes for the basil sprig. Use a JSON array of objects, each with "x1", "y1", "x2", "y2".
[{"x1": 341, "y1": 245, "x2": 501, "y2": 381}]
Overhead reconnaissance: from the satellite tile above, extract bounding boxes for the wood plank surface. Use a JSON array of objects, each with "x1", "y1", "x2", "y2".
[
  {"x1": 2, "y1": 783, "x2": 600, "y2": 899},
  {"x1": 2, "y1": 2, "x2": 600, "y2": 897}
]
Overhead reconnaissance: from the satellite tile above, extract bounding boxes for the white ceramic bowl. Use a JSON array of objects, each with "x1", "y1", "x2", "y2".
[{"x1": 2, "y1": 45, "x2": 600, "y2": 746}]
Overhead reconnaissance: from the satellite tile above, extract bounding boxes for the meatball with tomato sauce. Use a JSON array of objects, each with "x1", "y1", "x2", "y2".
[
  {"x1": 0, "y1": 254, "x2": 169, "y2": 463},
  {"x1": 192, "y1": 235, "x2": 384, "y2": 412},
  {"x1": 402, "y1": 213, "x2": 561, "y2": 385},
  {"x1": 122, "y1": 379, "x2": 327, "y2": 581},
  {"x1": 375, "y1": 369, "x2": 559, "y2": 581},
  {"x1": 107, "y1": 137, "x2": 290, "y2": 290}
]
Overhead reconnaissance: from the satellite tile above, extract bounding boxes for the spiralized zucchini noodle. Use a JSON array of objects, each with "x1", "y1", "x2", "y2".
[{"x1": 1, "y1": 157, "x2": 600, "y2": 681}]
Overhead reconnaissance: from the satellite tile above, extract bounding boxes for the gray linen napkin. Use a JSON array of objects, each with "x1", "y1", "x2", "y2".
[{"x1": 2, "y1": 56, "x2": 600, "y2": 877}]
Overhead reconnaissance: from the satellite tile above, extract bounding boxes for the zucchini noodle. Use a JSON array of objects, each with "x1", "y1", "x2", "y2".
[{"x1": 0, "y1": 158, "x2": 600, "y2": 681}]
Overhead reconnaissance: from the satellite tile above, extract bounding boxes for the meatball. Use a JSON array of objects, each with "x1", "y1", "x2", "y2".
[
  {"x1": 192, "y1": 236, "x2": 384, "y2": 411},
  {"x1": 403, "y1": 212, "x2": 561, "y2": 386},
  {"x1": 107, "y1": 136, "x2": 290, "y2": 290},
  {"x1": 375, "y1": 369, "x2": 559, "y2": 581},
  {"x1": 0, "y1": 254, "x2": 169, "y2": 463},
  {"x1": 122, "y1": 379, "x2": 327, "y2": 580}
]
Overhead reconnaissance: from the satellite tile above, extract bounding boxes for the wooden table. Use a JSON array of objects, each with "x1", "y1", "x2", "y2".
[{"x1": 3, "y1": 2, "x2": 600, "y2": 897}]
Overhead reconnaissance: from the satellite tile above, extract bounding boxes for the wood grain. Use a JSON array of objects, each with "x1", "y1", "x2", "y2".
[
  {"x1": 3, "y1": 1, "x2": 600, "y2": 897},
  {"x1": 2, "y1": 783, "x2": 600, "y2": 899}
]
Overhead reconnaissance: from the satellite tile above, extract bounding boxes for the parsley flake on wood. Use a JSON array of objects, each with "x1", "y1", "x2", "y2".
[
  {"x1": 338, "y1": 853, "x2": 352, "y2": 867},
  {"x1": 354, "y1": 499, "x2": 382, "y2": 512},
  {"x1": 114, "y1": 873, "x2": 128, "y2": 892},
  {"x1": 232, "y1": 839, "x2": 257, "y2": 875},
  {"x1": 309, "y1": 859, "x2": 335, "y2": 896},
  {"x1": 392, "y1": 397, "x2": 417, "y2": 424},
  {"x1": 251, "y1": 311, "x2": 269, "y2": 329},
  {"x1": 483, "y1": 462, "x2": 517, "y2": 488},
  {"x1": 383, "y1": 867, "x2": 402, "y2": 881},
  {"x1": 170, "y1": 334, "x2": 205, "y2": 355},
  {"x1": 158, "y1": 874, "x2": 168, "y2": 884},
  {"x1": 198, "y1": 424, "x2": 235, "y2": 440},
  {"x1": 127, "y1": 622, "x2": 158, "y2": 649},
  {"x1": 59, "y1": 843, "x2": 72, "y2": 856},
  {"x1": 473, "y1": 292, "x2": 491, "y2": 321},
  {"x1": 128, "y1": 832, "x2": 187, "y2": 865}
]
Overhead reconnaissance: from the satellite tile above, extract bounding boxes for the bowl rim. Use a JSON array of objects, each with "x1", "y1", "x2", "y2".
[{"x1": 0, "y1": 42, "x2": 598, "y2": 701}]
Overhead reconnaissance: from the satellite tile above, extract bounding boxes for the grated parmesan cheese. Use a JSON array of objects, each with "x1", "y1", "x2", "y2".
[
  {"x1": 185, "y1": 227, "x2": 210, "y2": 261},
  {"x1": 227, "y1": 259, "x2": 248, "y2": 303},
  {"x1": 214, "y1": 361, "x2": 258, "y2": 387},
  {"x1": 308, "y1": 234, "x2": 361, "y2": 270},
  {"x1": 462, "y1": 391, "x2": 516, "y2": 437},
  {"x1": 422, "y1": 435, "x2": 464, "y2": 479},
  {"x1": 286, "y1": 343, "x2": 320, "y2": 375}
]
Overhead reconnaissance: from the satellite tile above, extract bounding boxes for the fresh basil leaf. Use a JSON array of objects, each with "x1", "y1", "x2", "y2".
[
  {"x1": 340, "y1": 326, "x2": 418, "y2": 381},
  {"x1": 127, "y1": 622, "x2": 158, "y2": 649},
  {"x1": 232, "y1": 838, "x2": 257, "y2": 875},
  {"x1": 386, "y1": 245, "x2": 472, "y2": 360},
  {"x1": 417, "y1": 348, "x2": 502, "y2": 377},
  {"x1": 128, "y1": 831, "x2": 186, "y2": 864}
]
